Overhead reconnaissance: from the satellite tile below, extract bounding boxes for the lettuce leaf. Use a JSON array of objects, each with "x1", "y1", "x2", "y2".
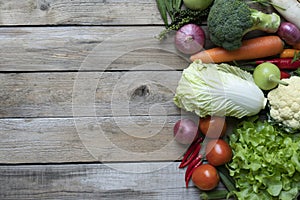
[{"x1": 228, "y1": 120, "x2": 300, "y2": 199}]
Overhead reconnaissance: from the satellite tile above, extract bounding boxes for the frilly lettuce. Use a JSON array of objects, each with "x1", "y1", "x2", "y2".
[
  {"x1": 228, "y1": 120, "x2": 300, "y2": 200},
  {"x1": 173, "y1": 60, "x2": 267, "y2": 118}
]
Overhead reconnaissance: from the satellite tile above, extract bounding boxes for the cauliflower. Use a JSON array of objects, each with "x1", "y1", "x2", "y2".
[{"x1": 267, "y1": 76, "x2": 300, "y2": 132}]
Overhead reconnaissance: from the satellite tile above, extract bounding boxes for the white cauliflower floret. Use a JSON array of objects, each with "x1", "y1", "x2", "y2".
[{"x1": 267, "y1": 76, "x2": 300, "y2": 131}]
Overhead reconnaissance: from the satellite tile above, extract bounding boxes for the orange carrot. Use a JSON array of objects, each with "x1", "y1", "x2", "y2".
[
  {"x1": 293, "y1": 41, "x2": 300, "y2": 50},
  {"x1": 280, "y1": 49, "x2": 300, "y2": 58},
  {"x1": 190, "y1": 36, "x2": 284, "y2": 63}
]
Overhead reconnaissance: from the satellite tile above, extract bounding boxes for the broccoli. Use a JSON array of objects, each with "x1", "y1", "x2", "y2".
[{"x1": 207, "y1": 0, "x2": 281, "y2": 50}]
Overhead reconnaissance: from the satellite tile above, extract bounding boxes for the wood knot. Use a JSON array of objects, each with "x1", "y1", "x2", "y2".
[
  {"x1": 38, "y1": 0, "x2": 50, "y2": 11},
  {"x1": 132, "y1": 85, "x2": 150, "y2": 98}
]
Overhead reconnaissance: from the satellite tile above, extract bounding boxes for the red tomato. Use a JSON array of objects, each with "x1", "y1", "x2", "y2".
[
  {"x1": 199, "y1": 116, "x2": 227, "y2": 138},
  {"x1": 192, "y1": 164, "x2": 220, "y2": 191},
  {"x1": 205, "y1": 139, "x2": 232, "y2": 166}
]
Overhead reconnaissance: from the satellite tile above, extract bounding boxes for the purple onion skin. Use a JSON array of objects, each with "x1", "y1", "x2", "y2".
[
  {"x1": 173, "y1": 119, "x2": 198, "y2": 145},
  {"x1": 277, "y1": 22, "x2": 300, "y2": 45},
  {"x1": 175, "y1": 24, "x2": 205, "y2": 55}
]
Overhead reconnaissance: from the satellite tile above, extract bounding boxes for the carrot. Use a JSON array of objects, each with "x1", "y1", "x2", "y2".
[
  {"x1": 280, "y1": 49, "x2": 300, "y2": 58},
  {"x1": 190, "y1": 36, "x2": 284, "y2": 63},
  {"x1": 293, "y1": 41, "x2": 300, "y2": 50}
]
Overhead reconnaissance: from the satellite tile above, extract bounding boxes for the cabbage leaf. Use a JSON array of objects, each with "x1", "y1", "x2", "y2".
[{"x1": 173, "y1": 60, "x2": 267, "y2": 118}]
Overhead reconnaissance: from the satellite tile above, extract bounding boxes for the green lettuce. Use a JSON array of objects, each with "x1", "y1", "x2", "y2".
[
  {"x1": 173, "y1": 60, "x2": 267, "y2": 118},
  {"x1": 228, "y1": 120, "x2": 300, "y2": 199}
]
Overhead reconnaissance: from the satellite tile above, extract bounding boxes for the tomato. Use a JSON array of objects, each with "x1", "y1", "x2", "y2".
[
  {"x1": 199, "y1": 116, "x2": 227, "y2": 138},
  {"x1": 183, "y1": 0, "x2": 214, "y2": 11},
  {"x1": 205, "y1": 139, "x2": 232, "y2": 166},
  {"x1": 192, "y1": 164, "x2": 220, "y2": 191}
]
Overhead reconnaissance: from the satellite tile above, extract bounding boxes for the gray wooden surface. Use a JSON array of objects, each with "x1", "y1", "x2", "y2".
[
  {"x1": 0, "y1": 0, "x2": 208, "y2": 199},
  {"x1": 0, "y1": 162, "x2": 201, "y2": 200}
]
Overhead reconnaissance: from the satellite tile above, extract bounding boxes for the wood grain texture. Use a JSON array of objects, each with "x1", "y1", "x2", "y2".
[
  {"x1": 0, "y1": 0, "x2": 163, "y2": 25},
  {"x1": 0, "y1": 71, "x2": 184, "y2": 118},
  {"x1": 0, "y1": 26, "x2": 214, "y2": 72},
  {"x1": 0, "y1": 116, "x2": 200, "y2": 163},
  {"x1": 0, "y1": 162, "x2": 206, "y2": 200}
]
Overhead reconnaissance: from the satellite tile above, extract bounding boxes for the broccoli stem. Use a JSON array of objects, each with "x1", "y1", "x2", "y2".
[{"x1": 246, "y1": 9, "x2": 281, "y2": 34}]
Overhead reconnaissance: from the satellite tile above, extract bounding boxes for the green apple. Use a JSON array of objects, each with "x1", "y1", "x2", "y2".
[{"x1": 183, "y1": 0, "x2": 214, "y2": 11}]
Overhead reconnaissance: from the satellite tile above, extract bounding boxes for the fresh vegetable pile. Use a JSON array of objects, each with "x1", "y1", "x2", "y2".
[{"x1": 155, "y1": 0, "x2": 300, "y2": 199}]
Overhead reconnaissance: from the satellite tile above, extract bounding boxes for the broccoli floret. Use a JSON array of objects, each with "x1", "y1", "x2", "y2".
[{"x1": 207, "y1": 0, "x2": 281, "y2": 50}]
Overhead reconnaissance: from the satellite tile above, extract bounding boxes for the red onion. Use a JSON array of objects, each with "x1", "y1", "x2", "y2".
[
  {"x1": 173, "y1": 118, "x2": 198, "y2": 145},
  {"x1": 277, "y1": 22, "x2": 300, "y2": 45},
  {"x1": 175, "y1": 24, "x2": 205, "y2": 55}
]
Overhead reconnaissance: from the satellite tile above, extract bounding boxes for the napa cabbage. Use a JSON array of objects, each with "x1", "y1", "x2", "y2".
[{"x1": 173, "y1": 60, "x2": 267, "y2": 118}]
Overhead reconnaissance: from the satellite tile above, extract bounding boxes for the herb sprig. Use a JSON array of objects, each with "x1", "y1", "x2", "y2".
[{"x1": 155, "y1": 0, "x2": 211, "y2": 39}]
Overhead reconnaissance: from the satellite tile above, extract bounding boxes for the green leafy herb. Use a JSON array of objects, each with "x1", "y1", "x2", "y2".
[
  {"x1": 292, "y1": 51, "x2": 300, "y2": 63},
  {"x1": 155, "y1": 0, "x2": 211, "y2": 40},
  {"x1": 156, "y1": 0, "x2": 183, "y2": 27},
  {"x1": 228, "y1": 119, "x2": 300, "y2": 200},
  {"x1": 293, "y1": 68, "x2": 300, "y2": 76}
]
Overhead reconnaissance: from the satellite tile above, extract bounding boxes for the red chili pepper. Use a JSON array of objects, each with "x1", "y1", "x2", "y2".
[
  {"x1": 255, "y1": 58, "x2": 300, "y2": 70},
  {"x1": 179, "y1": 143, "x2": 201, "y2": 168},
  {"x1": 280, "y1": 71, "x2": 291, "y2": 79},
  {"x1": 178, "y1": 136, "x2": 203, "y2": 168},
  {"x1": 185, "y1": 154, "x2": 203, "y2": 188}
]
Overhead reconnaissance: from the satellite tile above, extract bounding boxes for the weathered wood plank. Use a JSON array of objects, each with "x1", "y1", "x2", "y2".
[
  {"x1": 0, "y1": 0, "x2": 275, "y2": 26},
  {"x1": 0, "y1": 116, "x2": 200, "y2": 163},
  {"x1": 0, "y1": 162, "x2": 206, "y2": 200},
  {"x1": 0, "y1": 71, "x2": 183, "y2": 118},
  {"x1": 0, "y1": 0, "x2": 163, "y2": 26},
  {"x1": 0, "y1": 26, "x2": 212, "y2": 72}
]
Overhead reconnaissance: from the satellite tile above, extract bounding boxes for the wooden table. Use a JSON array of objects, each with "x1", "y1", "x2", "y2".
[{"x1": 0, "y1": 0, "x2": 214, "y2": 199}]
